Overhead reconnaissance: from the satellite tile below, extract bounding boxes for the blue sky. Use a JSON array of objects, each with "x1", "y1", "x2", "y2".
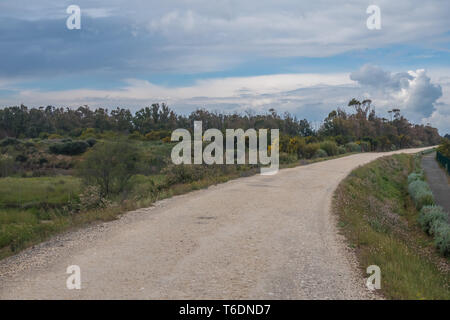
[{"x1": 1, "y1": 0, "x2": 449, "y2": 134}]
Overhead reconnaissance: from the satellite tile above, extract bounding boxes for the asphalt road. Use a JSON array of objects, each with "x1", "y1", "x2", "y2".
[{"x1": 422, "y1": 152, "x2": 450, "y2": 219}]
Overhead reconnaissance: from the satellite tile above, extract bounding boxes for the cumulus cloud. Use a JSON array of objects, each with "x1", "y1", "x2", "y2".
[{"x1": 350, "y1": 65, "x2": 442, "y2": 119}]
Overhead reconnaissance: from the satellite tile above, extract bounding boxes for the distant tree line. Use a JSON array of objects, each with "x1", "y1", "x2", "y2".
[
  {"x1": 0, "y1": 99, "x2": 442, "y2": 150},
  {"x1": 0, "y1": 103, "x2": 313, "y2": 138}
]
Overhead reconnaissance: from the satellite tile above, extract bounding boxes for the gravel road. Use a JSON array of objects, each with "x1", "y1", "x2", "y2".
[{"x1": 0, "y1": 148, "x2": 431, "y2": 299}]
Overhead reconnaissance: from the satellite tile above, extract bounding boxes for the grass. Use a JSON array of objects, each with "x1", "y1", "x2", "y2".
[
  {"x1": 334, "y1": 154, "x2": 450, "y2": 299},
  {"x1": 0, "y1": 176, "x2": 81, "y2": 207},
  {"x1": 0, "y1": 176, "x2": 82, "y2": 258}
]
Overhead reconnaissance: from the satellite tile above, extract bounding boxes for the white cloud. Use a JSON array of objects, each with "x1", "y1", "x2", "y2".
[
  {"x1": 350, "y1": 65, "x2": 443, "y2": 121},
  {"x1": 7, "y1": 66, "x2": 449, "y2": 134}
]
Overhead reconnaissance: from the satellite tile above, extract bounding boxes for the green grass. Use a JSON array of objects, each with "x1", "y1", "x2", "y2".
[
  {"x1": 0, "y1": 176, "x2": 81, "y2": 207},
  {"x1": 334, "y1": 154, "x2": 450, "y2": 299}
]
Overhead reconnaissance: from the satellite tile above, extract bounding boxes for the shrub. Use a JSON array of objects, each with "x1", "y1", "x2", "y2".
[
  {"x1": 164, "y1": 164, "x2": 206, "y2": 185},
  {"x1": 49, "y1": 140, "x2": 89, "y2": 155},
  {"x1": 77, "y1": 185, "x2": 110, "y2": 211},
  {"x1": 85, "y1": 138, "x2": 97, "y2": 147},
  {"x1": 0, "y1": 154, "x2": 15, "y2": 177},
  {"x1": 0, "y1": 137, "x2": 19, "y2": 147},
  {"x1": 287, "y1": 136, "x2": 306, "y2": 157},
  {"x1": 345, "y1": 142, "x2": 361, "y2": 153},
  {"x1": 303, "y1": 143, "x2": 320, "y2": 159},
  {"x1": 437, "y1": 138, "x2": 450, "y2": 158},
  {"x1": 145, "y1": 130, "x2": 171, "y2": 141},
  {"x1": 418, "y1": 205, "x2": 448, "y2": 234},
  {"x1": 314, "y1": 149, "x2": 328, "y2": 158},
  {"x1": 48, "y1": 133, "x2": 63, "y2": 139},
  {"x1": 79, "y1": 128, "x2": 97, "y2": 140},
  {"x1": 15, "y1": 154, "x2": 28, "y2": 163},
  {"x1": 408, "y1": 180, "x2": 434, "y2": 209},
  {"x1": 359, "y1": 141, "x2": 371, "y2": 152},
  {"x1": 76, "y1": 140, "x2": 141, "y2": 195},
  {"x1": 338, "y1": 146, "x2": 346, "y2": 155},
  {"x1": 39, "y1": 132, "x2": 49, "y2": 139},
  {"x1": 407, "y1": 171, "x2": 424, "y2": 184},
  {"x1": 128, "y1": 131, "x2": 144, "y2": 140},
  {"x1": 320, "y1": 140, "x2": 338, "y2": 156},
  {"x1": 414, "y1": 189, "x2": 434, "y2": 209},
  {"x1": 433, "y1": 221, "x2": 450, "y2": 256},
  {"x1": 279, "y1": 152, "x2": 298, "y2": 164},
  {"x1": 162, "y1": 136, "x2": 172, "y2": 143}
]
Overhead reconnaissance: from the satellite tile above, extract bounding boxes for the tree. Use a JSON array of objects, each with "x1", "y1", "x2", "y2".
[{"x1": 77, "y1": 140, "x2": 140, "y2": 195}]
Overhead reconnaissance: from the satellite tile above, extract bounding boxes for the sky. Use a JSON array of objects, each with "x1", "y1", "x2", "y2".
[{"x1": 0, "y1": 0, "x2": 449, "y2": 134}]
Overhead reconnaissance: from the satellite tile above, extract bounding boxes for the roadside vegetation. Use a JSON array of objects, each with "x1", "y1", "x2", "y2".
[
  {"x1": 334, "y1": 153, "x2": 449, "y2": 299},
  {"x1": 407, "y1": 144, "x2": 450, "y2": 257},
  {"x1": 436, "y1": 137, "x2": 450, "y2": 175},
  {"x1": 0, "y1": 99, "x2": 442, "y2": 260}
]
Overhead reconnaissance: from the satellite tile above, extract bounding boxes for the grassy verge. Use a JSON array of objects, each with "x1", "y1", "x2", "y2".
[{"x1": 333, "y1": 154, "x2": 450, "y2": 299}]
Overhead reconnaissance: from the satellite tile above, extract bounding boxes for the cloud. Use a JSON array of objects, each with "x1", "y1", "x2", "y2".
[
  {"x1": 1, "y1": 0, "x2": 450, "y2": 76},
  {"x1": 350, "y1": 64, "x2": 412, "y2": 91},
  {"x1": 1, "y1": 67, "x2": 449, "y2": 134},
  {"x1": 350, "y1": 65, "x2": 442, "y2": 119}
]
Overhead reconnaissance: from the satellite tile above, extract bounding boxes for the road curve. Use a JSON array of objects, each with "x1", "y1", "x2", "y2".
[{"x1": 0, "y1": 147, "x2": 431, "y2": 299}]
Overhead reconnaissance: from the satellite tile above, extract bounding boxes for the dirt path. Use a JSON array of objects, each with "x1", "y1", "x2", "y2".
[
  {"x1": 0, "y1": 147, "x2": 431, "y2": 299},
  {"x1": 422, "y1": 152, "x2": 450, "y2": 218}
]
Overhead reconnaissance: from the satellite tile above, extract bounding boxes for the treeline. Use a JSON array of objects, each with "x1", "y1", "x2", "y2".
[
  {"x1": 0, "y1": 99, "x2": 442, "y2": 151},
  {"x1": 0, "y1": 104, "x2": 313, "y2": 138}
]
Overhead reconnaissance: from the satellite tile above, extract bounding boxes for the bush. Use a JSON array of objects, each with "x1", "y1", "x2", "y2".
[
  {"x1": 437, "y1": 138, "x2": 450, "y2": 158},
  {"x1": 407, "y1": 171, "x2": 424, "y2": 184},
  {"x1": 76, "y1": 140, "x2": 141, "y2": 195},
  {"x1": 303, "y1": 143, "x2": 320, "y2": 159},
  {"x1": 338, "y1": 146, "x2": 346, "y2": 155},
  {"x1": 408, "y1": 180, "x2": 434, "y2": 209},
  {"x1": 164, "y1": 164, "x2": 206, "y2": 185},
  {"x1": 79, "y1": 128, "x2": 97, "y2": 140},
  {"x1": 279, "y1": 152, "x2": 298, "y2": 164},
  {"x1": 287, "y1": 137, "x2": 306, "y2": 157},
  {"x1": 145, "y1": 130, "x2": 171, "y2": 141},
  {"x1": 433, "y1": 221, "x2": 450, "y2": 256},
  {"x1": 128, "y1": 131, "x2": 144, "y2": 140},
  {"x1": 320, "y1": 140, "x2": 338, "y2": 156},
  {"x1": 0, "y1": 137, "x2": 19, "y2": 147},
  {"x1": 414, "y1": 189, "x2": 434, "y2": 209},
  {"x1": 77, "y1": 185, "x2": 110, "y2": 211},
  {"x1": 314, "y1": 149, "x2": 328, "y2": 158},
  {"x1": 48, "y1": 133, "x2": 63, "y2": 139},
  {"x1": 0, "y1": 154, "x2": 15, "y2": 177},
  {"x1": 345, "y1": 142, "x2": 361, "y2": 153},
  {"x1": 49, "y1": 140, "x2": 90, "y2": 155},
  {"x1": 39, "y1": 132, "x2": 49, "y2": 139},
  {"x1": 359, "y1": 141, "x2": 371, "y2": 152},
  {"x1": 85, "y1": 138, "x2": 97, "y2": 147},
  {"x1": 418, "y1": 205, "x2": 448, "y2": 234}
]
